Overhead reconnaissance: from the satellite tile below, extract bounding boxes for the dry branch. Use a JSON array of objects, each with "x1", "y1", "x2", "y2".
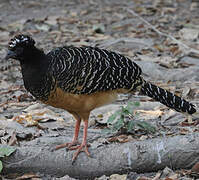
[
  {"x1": 127, "y1": 9, "x2": 199, "y2": 55},
  {"x1": 1, "y1": 133, "x2": 199, "y2": 179}
]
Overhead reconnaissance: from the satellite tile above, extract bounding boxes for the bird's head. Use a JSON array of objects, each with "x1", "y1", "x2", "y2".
[{"x1": 5, "y1": 34, "x2": 36, "y2": 61}]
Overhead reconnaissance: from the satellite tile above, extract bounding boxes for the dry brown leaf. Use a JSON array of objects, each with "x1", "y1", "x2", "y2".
[
  {"x1": 168, "y1": 173, "x2": 179, "y2": 179},
  {"x1": 141, "y1": 49, "x2": 152, "y2": 55},
  {"x1": 88, "y1": 34, "x2": 110, "y2": 41},
  {"x1": 70, "y1": 11, "x2": 77, "y2": 17},
  {"x1": 109, "y1": 174, "x2": 127, "y2": 180},
  {"x1": 180, "y1": 115, "x2": 195, "y2": 126},
  {"x1": 108, "y1": 135, "x2": 133, "y2": 143},
  {"x1": 25, "y1": 121, "x2": 39, "y2": 127},
  {"x1": 178, "y1": 62, "x2": 195, "y2": 68},
  {"x1": 108, "y1": 136, "x2": 118, "y2": 143},
  {"x1": 169, "y1": 46, "x2": 179, "y2": 54},
  {"x1": 117, "y1": 135, "x2": 132, "y2": 143},
  {"x1": 179, "y1": 128, "x2": 189, "y2": 135},
  {"x1": 188, "y1": 52, "x2": 199, "y2": 59},
  {"x1": 139, "y1": 135, "x2": 148, "y2": 141},
  {"x1": 80, "y1": 10, "x2": 89, "y2": 16},
  {"x1": 13, "y1": 114, "x2": 38, "y2": 127},
  {"x1": 153, "y1": 44, "x2": 164, "y2": 52},
  {"x1": 17, "y1": 93, "x2": 32, "y2": 102},
  {"x1": 23, "y1": 104, "x2": 64, "y2": 122},
  {"x1": 152, "y1": 172, "x2": 161, "y2": 180},
  {"x1": 8, "y1": 131, "x2": 18, "y2": 146},
  {"x1": 14, "y1": 112, "x2": 63, "y2": 125},
  {"x1": 45, "y1": 15, "x2": 59, "y2": 26},
  {"x1": 16, "y1": 173, "x2": 40, "y2": 180},
  {"x1": 136, "y1": 109, "x2": 164, "y2": 116},
  {"x1": 6, "y1": 102, "x2": 33, "y2": 108},
  {"x1": 163, "y1": 7, "x2": 177, "y2": 13},
  {"x1": 165, "y1": 174, "x2": 179, "y2": 180},
  {"x1": 191, "y1": 162, "x2": 199, "y2": 173},
  {"x1": 166, "y1": 131, "x2": 175, "y2": 136}
]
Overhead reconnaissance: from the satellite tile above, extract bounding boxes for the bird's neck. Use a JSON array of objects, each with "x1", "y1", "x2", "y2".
[
  {"x1": 20, "y1": 47, "x2": 53, "y2": 100},
  {"x1": 20, "y1": 47, "x2": 47, "y2": 66},
  {"x1": 20, "y1": 47, "x2": 49, "y2": 80}
]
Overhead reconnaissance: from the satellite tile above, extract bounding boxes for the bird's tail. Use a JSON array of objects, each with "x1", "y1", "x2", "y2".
[{"x1": 140, "y1": 80, "x2": 196, "y2": 115}]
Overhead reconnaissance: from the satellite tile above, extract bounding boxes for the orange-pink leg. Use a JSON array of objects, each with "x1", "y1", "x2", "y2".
[
  {"x1": 70, "y1": 119, "x2": 90, "y2": 162},
  {"x1": 55, "y1": 115, "x2": 81, "y2": 150},
  {"x1": 55, "y1": 112, "x2": 90, "y2": 162}
]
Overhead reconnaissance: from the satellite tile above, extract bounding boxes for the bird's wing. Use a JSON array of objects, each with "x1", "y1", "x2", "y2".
[{"x1": 47, "y1": 46, "x2": 142, "y2": 94}]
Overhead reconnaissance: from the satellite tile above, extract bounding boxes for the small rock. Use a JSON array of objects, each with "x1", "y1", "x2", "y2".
[
  {"x1": 179, "y1": 28, "x2": 199, "y2": 41},
  {"x1": 58, "y1": 175, "x2": 76, "y2": 180}
]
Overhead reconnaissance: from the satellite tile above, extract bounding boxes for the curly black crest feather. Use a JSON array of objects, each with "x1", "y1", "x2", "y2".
[{"x1": 8, "y1": 34, "x2": 35, "y2": 50}]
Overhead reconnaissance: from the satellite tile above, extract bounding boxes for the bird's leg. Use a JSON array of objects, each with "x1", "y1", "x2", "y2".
[
  {"x1": 71, "y1": 119, "x2": 90, "y2": 162},
  {"x1": 55, "y1": 114, "x2": 81, "y2": 150}
]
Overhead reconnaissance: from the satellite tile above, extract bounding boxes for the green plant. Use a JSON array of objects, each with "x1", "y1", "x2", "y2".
[
  {"x1": 0, "y1": 146, "x2": 16, "y2": 173},
  {"x1": 102, "y1": 102, "x2": 156, "y2": 134}
]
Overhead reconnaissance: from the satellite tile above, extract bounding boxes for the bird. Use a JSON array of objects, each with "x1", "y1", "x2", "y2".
[{"x1": 5, "y1": 34, "x2": 196, "y2": 162}]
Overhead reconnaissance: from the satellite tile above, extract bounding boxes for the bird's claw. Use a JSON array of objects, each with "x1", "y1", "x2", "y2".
[
  {"x1": 55, "y1": 141, "x2": 90, "y2": 163},
  {"x1": 72, "y1": 144, "x2": 90, "y2": 163},
  {"x1": 55, "y1": 141, "x2": 80, "y2": 150}
]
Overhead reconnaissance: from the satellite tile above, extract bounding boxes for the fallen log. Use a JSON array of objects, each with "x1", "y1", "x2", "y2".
[{"x1": 1, "y1": 133, "x2": 199, "y2": 179}]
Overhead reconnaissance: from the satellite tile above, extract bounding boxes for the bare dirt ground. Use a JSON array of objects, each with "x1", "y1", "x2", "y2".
[{"x1": 0, "y1": 0, "x2": 199, "y2": 179}]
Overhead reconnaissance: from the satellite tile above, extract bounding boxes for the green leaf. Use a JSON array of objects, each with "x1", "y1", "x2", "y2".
[
  {"x1": 112, "y1": 116, "x2": 124, "y2": 131},
  {"x1": 127, "y1": 121, "x2": 135, "y2": 132},
  {"x1": 0, "y1": 146, "x2": 16, "y2": 173},
  {"x1": 125, "y1": 101, "x2": 140, "y2": 114},
  {"x1": 125, "y1": 102, "x2": 134, "y2": 113},
  {"x1": 133, "y1": 102, "x2": 140, "y2": 107},
  {"x1": 0, "y1": 161, "x2": 2, "y2": 173},
  {"x1": 101, "y1": 128, "x2": 112, "y2": 134},
  {"x1": 106, "y1": 101, "x2": 141, "y2": 133},
  {"x1": 107, "y1": 111, "x2": 121, "y2": 124},
  {"x1": 121, "y1": 106, "x2": 130, "y2": 115},
  {"x1": 0, "y1": 146, "x2": 16, "y2": 158},
  {"x1": 136, "y1": 121, "x2": 156, "y2": 134}
]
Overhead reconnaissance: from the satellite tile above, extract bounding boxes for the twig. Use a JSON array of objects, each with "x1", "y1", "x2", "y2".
[
  {"x1": 8, "y1": 131, "x2": 18, "y2": 146},
  {"x1": 127, "y1": 9, "x2": 199, "y2": 55}
]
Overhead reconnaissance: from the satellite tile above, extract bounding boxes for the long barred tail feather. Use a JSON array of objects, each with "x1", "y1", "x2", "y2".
[{"x1": 140, "y1": 81, "x2": 196, "y2": 115}]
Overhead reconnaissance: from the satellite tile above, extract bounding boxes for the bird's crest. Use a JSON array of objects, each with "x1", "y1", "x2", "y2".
[{"x1": 8, "y1": 34, "x2": 35, "y2": 50}]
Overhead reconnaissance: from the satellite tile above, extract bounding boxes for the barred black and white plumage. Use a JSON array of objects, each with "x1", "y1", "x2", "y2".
[
  {"x1": 5, "y1": 34, "x2": 196, "y2": 116},
  {"x1": 48, "y1": 46, "x2": 142, "y2": 95},
  {"x1": 141, "y1": 81, "x2": 196, "y2": 114}
]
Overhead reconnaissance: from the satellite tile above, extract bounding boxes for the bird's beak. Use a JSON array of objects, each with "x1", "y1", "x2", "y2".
[{"x1": 5, "y1": 50, "x2": 17, "y2": 60}]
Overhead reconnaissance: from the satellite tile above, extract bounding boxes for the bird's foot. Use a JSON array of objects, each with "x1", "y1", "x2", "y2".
[
  {"x1": 70, "y1": 143, "x2": 90, "y2": 162},
  {"x1": 55, "y1": 140, "x2": 80, "y2": 150}
]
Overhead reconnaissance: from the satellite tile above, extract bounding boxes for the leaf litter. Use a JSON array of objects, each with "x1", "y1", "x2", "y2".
[{"x1": 0, "y1": 0, "x2": 199, "y2": 179}]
